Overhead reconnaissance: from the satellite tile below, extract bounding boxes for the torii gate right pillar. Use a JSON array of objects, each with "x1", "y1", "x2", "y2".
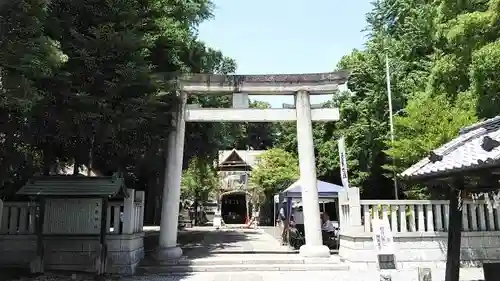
[{"x1": 295, "y1": 90, "x2": 330, "y2": 257}]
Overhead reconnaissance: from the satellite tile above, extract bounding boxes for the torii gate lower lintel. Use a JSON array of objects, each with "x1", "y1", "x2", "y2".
[{"x1": 155, "y1": 72, "x2": 350, "y2": 260}]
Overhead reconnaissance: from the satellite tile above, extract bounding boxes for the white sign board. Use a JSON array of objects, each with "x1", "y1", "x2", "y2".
[
  {"x1": 274, "y1": 194, "x2": 280, "y2": 203},
  {"x1": 338, "y1": 136, "x2": 349, "y2": 188},
  {"x1": 372, "y1": 217, "x2": 395, "y2": 255}
]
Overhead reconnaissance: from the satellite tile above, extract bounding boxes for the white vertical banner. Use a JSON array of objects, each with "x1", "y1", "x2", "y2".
[{"x1": 338, "y1": 136, "x2": 350, "y2": 189}]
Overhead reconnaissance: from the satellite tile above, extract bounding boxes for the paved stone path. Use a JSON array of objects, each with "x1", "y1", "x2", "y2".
[
  {"x1": 144, "y1": 226, "x2": 292, "y2": 258},
  {"x1": 126, "y1": 271, "x2": 370, "y2": 281},
  {"x1": 183, "y1": 227, "x2": 290, "y2": 256}
]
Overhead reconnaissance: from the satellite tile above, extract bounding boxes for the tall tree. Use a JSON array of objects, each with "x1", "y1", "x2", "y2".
[
  {"x1": 0, "y1": 0, "x2": 237, "y2": 205},
  {"x1": 232, "y1": 100, "x2": 278, "y2": 150}
]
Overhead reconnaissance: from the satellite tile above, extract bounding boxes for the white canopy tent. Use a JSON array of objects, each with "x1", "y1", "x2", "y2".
[
  {"x1": 281, "y1": 179, "x2": 344, "y2": 198},
  {"x1": 273, "y1": 179, "x2": 344, "y2": 226}
]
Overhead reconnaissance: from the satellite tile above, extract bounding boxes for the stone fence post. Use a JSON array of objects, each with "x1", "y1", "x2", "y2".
[
  {"x1": 338, "y1": 189, "x2": 348, "y2": 229},
  {"x1": 347, "y1": 187, "x2": 363, "y2": 233},
  {"x1": 123, "y1": 189, "x2": 135, "y2": 234},
  {"x1": 135, "y1": 191, "x2": 145, "y2": 232}
]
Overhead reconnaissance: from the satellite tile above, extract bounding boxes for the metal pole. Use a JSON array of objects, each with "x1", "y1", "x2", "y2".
[
  {"x1": 273, "y1": 197, "x2": 276, "y2": 227},
  {"x1": 385, "y1": 53, "x2": 398, "y2": 199}
]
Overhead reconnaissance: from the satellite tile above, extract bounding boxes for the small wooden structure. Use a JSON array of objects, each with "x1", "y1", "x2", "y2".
[
  {"x1": 401, "y1": 116, "x2": 500, "y2": 281},
  {"x1": 16, "y1": 175, "x2": 129, "y2": 275}
]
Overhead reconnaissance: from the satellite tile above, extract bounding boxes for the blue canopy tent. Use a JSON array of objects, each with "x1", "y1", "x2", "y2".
[{"x1": 281, "y1": 180, "x2": 344, "y2": 198}]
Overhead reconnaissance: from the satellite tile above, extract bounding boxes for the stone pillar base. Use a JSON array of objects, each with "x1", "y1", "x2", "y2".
[
  {"x1": 299, "y1": 244, "x2": 330, "y2": 258},
  {"x1": 155, "y1": 246, "x2": 183, "y2": 260}
]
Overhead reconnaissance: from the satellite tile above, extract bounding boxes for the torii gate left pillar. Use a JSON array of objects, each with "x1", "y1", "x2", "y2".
[{"x1": 155, "y1": 72, "x2": 350, "y2": 260}]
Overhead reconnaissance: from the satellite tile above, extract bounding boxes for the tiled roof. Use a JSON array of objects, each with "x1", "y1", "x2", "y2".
[
  {"x1": 218, "y1": 149, "x2": 265, "y2": 167},
  {"x1": 401, "y1": 116, "x2": 500, "y2": 179},
  {"x1": 17, "y1": 176, "x2": 128, "y2": 197}
]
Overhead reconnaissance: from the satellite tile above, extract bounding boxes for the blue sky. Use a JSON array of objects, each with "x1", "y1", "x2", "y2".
[{"x1": 197, "y1": 0, "x2": 373, "y2": 107}]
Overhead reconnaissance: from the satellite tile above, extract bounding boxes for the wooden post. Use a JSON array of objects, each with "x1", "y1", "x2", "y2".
[
  {"x1": 445, "y1": 182, "x2": 463, "y2": 281},
  {"x1": 30, "y1": 198, "x2": 45, "y2": 273},
  {"x1": 97, "y1": 198, "x2": 109, "y2": 275},
  {"x1": 0, "y1": 199, "x2": 3, "y2": 230}
]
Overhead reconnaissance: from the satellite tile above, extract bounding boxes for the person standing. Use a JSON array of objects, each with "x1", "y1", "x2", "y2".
[{"x1": 278, "y1": 202, "x2": 289, "y2": 245}]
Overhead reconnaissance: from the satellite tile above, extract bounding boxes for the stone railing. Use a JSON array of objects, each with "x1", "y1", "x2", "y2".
[
  {"x1": 359, "y1": 199, "x2": 500, "y2": 233},
  {"x1": 0, "y1": 201, "x2": 36, "y2": 234},
  {"x1": 338, "y1": 188, "x2": 500, "y2": 272},
  {"x1": 339, "y1": 187, "x2": 500, "y2": 233},
  {"x1": 0, "y1": 189, "x2": 145, "y2": 235}
]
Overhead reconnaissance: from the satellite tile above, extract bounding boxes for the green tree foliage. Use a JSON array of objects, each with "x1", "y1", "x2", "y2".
[
  {"x1": 333, "y1": 0, "x2": 499, "y2": 198},
  {"x1": 270, "y1": 0, "x2": 499, "y2": 199},
  {"x1": 0, "y1": 0, "x2": 236, "y2": 206},
  {"x1": 232, "y1": 100, "x2": 278, "y2": 150},
  {"x1": 384, "y1": 92, "x2": 477, "y2": 197},
  {"x1": 249, "y1": 148, "x2": 299, "y2": 197},
  {"x1": 181, "y1": 157, "x2": 218, "y2": 202},
  {"x1": 3, "y1": 0, "x2": 500, "y2": 207}
]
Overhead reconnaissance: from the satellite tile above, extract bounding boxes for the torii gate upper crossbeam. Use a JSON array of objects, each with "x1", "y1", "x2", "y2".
[{"x1": 178, "y1": 72, "x2": 349, "y2": 95}]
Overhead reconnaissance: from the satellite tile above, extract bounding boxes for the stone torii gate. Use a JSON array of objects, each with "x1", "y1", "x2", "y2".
[{"x1": 156, "y1": 72, "x2": 350, "y2": 260}]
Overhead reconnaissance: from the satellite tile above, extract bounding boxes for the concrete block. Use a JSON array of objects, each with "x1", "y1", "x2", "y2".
[
  {"x1": 0, "y1": 250, "x2": 35, "y2": 265},
  {"x1": 44, "y1": 238, "x2": 99, "y2": 252},
  {"x1": 0, "y1": 233, "x2": 144, "y2": 275},
  {"x1": 362, "y1": 240, "x2": 375, "y2": 250},
  {"x1": 105, "y1": 239, "x2": 123, "y2": 252},
  {"x1": 0, "y1": 236, "x2": 37, "y2": 251},
  {"x1": 44, "y1": 250, "x2": 95, "y2": 266},
  {"x1": 107, "y1": 261, "x2": 139, "y2": 275},
  {"x1": 108, "y1": 247, "x2": 144, "y2": 265},
  {"x1": 120, "y1": 237, "x2": 143, "y2": 251},
  {"x1": 461, "y1": 248, "x2": 486, "y2": 260},
  {"x1": 417, "y1": 267, "x2": 432, "y2": 281},
  {"x1": 421, "y1": 249, "x2": 446, "y2": 261},
  {"x1": 485, "y1": 248, "x2": 500, "y2": 259}
]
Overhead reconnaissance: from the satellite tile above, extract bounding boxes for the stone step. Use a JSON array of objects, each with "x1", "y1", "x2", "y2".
[
  {"x1": 139, "y1": 263, "x2": 350, "y2": 273},
  {"x1": 155, "y1": 255, "x2": 342, "y2": 266},
  {"x1": 139, "y1": 254, "x2": 347, "y2": 273}
]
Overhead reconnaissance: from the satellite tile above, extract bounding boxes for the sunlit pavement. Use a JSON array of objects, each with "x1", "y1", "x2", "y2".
[
  {"x1": 122, "y1": 269, "x2": 485, "y2": 281},
  {"x1": 138, "y1": 226, "x2": 484, "y2": 281}
]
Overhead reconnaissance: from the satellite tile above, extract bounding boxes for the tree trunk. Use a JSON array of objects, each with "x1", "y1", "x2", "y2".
[
  {"x1": 145, "y1": 172, "x2": 162, "y2": 225},
  {"x1": 42, "y1": 147, "x2": 52, "y2": 176},
  {"x1": 87, "y1": 134, "x2": 94, "y2": 176},
  {"x1": 73, "y1": 148, "x2": 81, "y2": 176},
  {"x1": 193, "y1": 199, "x2": 199, "y2": 226}
]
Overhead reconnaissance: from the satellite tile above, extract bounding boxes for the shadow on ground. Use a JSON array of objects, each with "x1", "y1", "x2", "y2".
[
  {"x1": 144, "y1": 226, "x2": 287, "y2": 259},
  {"x1": 0, "y1": 268, "x2": 122, "y2": 281},
  {"x1": 0, "y1": 227, "x2": 288, "y2": 280}
]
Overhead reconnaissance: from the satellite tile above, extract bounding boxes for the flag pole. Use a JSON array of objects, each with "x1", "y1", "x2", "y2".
[{"x1": 385, "y1": 53, "x2": 398, "y2": 199}]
